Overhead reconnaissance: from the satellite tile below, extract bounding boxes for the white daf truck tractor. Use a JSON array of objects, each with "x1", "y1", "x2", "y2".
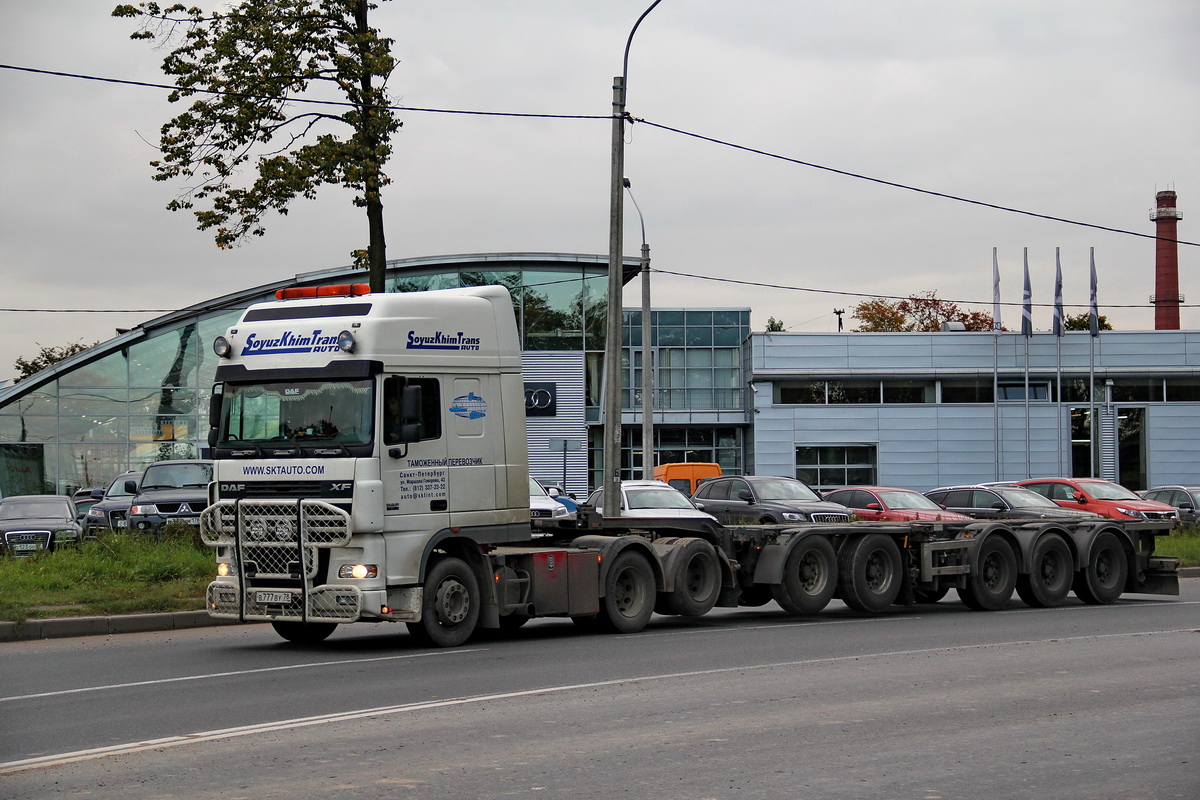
[{"x1": 201, "y1": 284, "x2": 1180, "y2": 647}]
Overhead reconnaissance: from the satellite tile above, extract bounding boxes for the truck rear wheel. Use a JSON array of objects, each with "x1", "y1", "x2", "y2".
[
  {"x1": 1073, "y1": 531, "x2": 1127, "y2": 605},
  {"x1": 406, "y1": 556, "x2": 480, "y2": 647},
  {"x1": 837, "y1": 534, "x2": 902, "y2": 612},
  {"x1": 1016, "y1": 534, "x2": 1072, "y2": 607},
  {"x1": 771, "y1": 535, "x2": 837, "y2": 615},
  {"x1": 271, "y1": 620, "x2": 337, "y2": 644},
  {"x1": 665, "y1": 538, "x2": 721, "y2": 616},
  {"x1": 959, "y1": 536, "x2": 1017, "y2": 611},
  {"x1": 597, "y1": 549, "x2": 655, "y2": 633}
]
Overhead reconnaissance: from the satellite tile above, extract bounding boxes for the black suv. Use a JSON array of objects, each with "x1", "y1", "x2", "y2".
[
  {"x1": 128, "y1": 460, "x2": 213, "y2": 534},
  {"x1": 692, "y1": 475, "x2": 851, "y2": 524},
  {"x1": 83, "y1": 470, "x2": 143, "y2": 535}
]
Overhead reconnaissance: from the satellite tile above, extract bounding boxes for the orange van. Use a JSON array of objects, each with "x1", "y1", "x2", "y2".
[{"x1": 652, "y1": 462, "x2": 722, "y2": 495}]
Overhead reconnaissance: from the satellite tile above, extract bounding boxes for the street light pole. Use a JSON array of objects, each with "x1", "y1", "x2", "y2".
[
  {"x1": 625, "y1": 178, "x2": 654, "y2": 479},
  {"x1": 602, "y1": 0, "x2": 663, "y2": 516}
]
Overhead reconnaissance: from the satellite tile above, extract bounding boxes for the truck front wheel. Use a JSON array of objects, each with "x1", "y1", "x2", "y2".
[{"x1": 407, "y1": 556, "x2": 480, "y2": 647}]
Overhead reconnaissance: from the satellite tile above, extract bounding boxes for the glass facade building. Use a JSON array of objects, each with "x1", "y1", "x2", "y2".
[{"x1": 0, "y1": 253, "x2": 750, "y2": 498}]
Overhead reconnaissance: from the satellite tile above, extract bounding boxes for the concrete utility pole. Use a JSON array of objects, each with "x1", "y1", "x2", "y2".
[{"x1": 603, "y1": 0, "x2": 663, "y2": 517}]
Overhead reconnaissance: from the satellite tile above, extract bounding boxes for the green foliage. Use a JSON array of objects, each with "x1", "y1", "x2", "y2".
[
  {"x1": 13, "y1": 340, "x2": 98, "y2": 383},
  {"x1": 764, "y1": 316, "x2": 786, "y2": 332},
  {"x1": 1155, "y1": 524, "x2": 1200, "y2": 567},
  {"x1": 852, "y1": 291, "x2": 999, "y2": 332},
  {"x1": 1063, "y1": 311, "x2": 1113, "y2": 331},
  {"x1": 112, "y1": 1, "x2": 399, "y2": 290},
  {"x1": 0, "y1": 529, "x2": 214, "y2": 622}
]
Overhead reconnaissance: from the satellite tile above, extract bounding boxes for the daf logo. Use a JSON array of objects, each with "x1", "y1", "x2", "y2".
[
  {"x1": 523, "y1": 382, "x2": 557, "y2": 417},
  {"x1": 220, "y1": 483, "x2": 246, "y2": 493}
]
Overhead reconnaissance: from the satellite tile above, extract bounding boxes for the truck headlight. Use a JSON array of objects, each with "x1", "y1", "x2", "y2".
[
  {"x1": 217, "y1": 561, "x2": 238, "y2": 577},
  {"x1": 338, "y1": 564, "x2": 378, "y2": 579}
]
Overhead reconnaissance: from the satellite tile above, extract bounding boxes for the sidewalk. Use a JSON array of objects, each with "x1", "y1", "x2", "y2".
[{"x1": 4, "y1": 568, "x2": 1195, "y2": 643}]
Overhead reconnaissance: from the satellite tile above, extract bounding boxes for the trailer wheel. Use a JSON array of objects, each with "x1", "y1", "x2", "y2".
[
  {"x1": 270, "y1": 621, "x2": 337, "y2": 644},
  {"x1": 959, "y1": 536, "x2": 1017, "y2": 611},
  {"x1": 1016, "y1": 534, "x2": 1073, "y2": 607},
  {"x1": 771, "y1": 535, "x2": 837, "y2": 615},
  {"x1": 1073, "y1": 531, "x2": 1127, "y2": 605},
  {"x1": 597, "y1": 549, "x2": 656, "y2": 633},
  {"x1": 837, "y1": 534, "x2": 902, "y2": 612},
  {"x1": 665, "y1": 538, "x2": 722, "y2": 616},
  {"x1": 406, "y1": 556, "x2": 480, "y2": 647},
  {"x1": 913, "y1": 586, "x2": 949, "y2": 604}
]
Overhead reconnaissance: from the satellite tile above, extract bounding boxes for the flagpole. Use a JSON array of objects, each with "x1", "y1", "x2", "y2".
[
  {"x1": 1089, "y1": 248, "x2": 1099, "y2": 477},
  {"x1": 1054, "y1": 248, "x2": 1064, "y2": 475},
  {"x1": 993, "y1": 247, "x2": 1002, "y2": 480},
  {"x1": 1023, "y1": 248, "x2": 1033, "y2": 478}
]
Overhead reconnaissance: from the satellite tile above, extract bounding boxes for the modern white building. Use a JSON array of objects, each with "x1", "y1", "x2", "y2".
[{"x1": 746, "y1": 328, "x2": 1200, "y2": 492}]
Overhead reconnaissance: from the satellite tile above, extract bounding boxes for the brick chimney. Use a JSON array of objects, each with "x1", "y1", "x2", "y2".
[{"x1": 1150, "y1": 189, "x2": 1183, "y2": 330}]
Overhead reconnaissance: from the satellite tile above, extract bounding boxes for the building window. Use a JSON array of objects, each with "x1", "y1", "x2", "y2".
[
  {"x1": 795, "y1": 445, "x2": 877, "y2": 491},
  {"x1": 997, "y1": 382, "x2": 1051, "y2": 401},
  {"x1": 1166, "y1": 378, "x2": 1200, "y2": 402}
]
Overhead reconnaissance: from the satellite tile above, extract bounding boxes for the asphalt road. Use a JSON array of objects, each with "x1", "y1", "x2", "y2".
[{"x1": 2, "y1": 583, "x2": 1198, "y2": 800}]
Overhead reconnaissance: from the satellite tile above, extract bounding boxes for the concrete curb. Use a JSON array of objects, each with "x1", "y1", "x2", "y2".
[
  {"x1": 0, "y1": 611, "x2": 247, "y2": 642},
  {"x1": 3, "y1": 570, "x2": 1196, "y2": 642}
]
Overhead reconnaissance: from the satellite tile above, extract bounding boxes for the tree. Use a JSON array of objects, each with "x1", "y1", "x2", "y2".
[
  {"x1": 1063, "y1": 312, "x2": 1113, "y2": 332},
  {"x1": 764, "y1": 316, "x2": 785, "y2": 332},
  {"x1": 112, "y1": 1, "x2": 400, "y2": 291},
  {"x1": 13, "y1": 341, "x2": 98, "y2": 383},
  {"x1": 852, "y1": 291, "x2": 999, "y2": 332}
]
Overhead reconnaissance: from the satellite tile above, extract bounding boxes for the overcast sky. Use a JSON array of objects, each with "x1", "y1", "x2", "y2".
[{"x1": 2, "y1": 1, "x2": 1198, "y2": 383}]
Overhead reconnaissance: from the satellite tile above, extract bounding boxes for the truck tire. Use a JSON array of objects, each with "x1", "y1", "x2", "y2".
[
  {"x1": 665, "y1": 538, "x2": 722, "y2": 616},
  {"x1": 597, "y1": 549, "x2": 656, "y2": 633},
  {"x1": 959, "y1": 536, "x2": 1017, "y2": 611},
  {"x1": 271, "y1": 620, "x2": 337, "y2": 644},
  {"x1": 1073, "y1": 531, "x2": 1127, "y2": 605},
  {"x1": 771, "y1": 535, "x2": 837, "y2": 615},
  {"x1": 1015, "y1": 533, "x2": 1073, "y2": 608},
  {"x1": 406, "y1": 556, "x2": 480, "y2": 647},
  {"x1": 837, "y1": 534, "x2": 902, "y2": 612}
]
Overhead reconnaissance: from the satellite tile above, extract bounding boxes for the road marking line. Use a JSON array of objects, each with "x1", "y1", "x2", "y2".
[
  {"x1": 0, "y1": 648, "x2": 485, "y2": 704},
  {"x1": 2, "y1": 627, "x2": 1194, "y2": 775}
]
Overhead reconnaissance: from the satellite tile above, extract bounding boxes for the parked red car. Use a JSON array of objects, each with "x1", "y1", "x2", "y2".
[
  {"x1": 1014, "y1": 477, "x2": 1177, "y2": 521},
  {"x1": 822, "y1": 486, "x2": 973, "y2": 522}
]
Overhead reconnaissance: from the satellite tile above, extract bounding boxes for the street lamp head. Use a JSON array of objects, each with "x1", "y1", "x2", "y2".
[{"x1": 623, "y1": 177, "x2": 631, "y2": 188}]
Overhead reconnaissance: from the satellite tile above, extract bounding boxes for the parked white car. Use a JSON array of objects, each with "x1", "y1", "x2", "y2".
[
  {"x1": 530, "y1": 476, "x2": 570, "y2": 519},
  {"x1": 584, "y1": 480, "x2": 718, "y2": 521}
]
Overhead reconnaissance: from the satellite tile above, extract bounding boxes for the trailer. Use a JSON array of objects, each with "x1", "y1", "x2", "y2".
[{"x1": 200, "y1": 285, "x2": 1179, "y2": 646}]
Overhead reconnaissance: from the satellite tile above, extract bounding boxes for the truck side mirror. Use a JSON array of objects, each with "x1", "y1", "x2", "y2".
[{"x1": 208, "y1": 385, "x2": 223, "y2": 448}]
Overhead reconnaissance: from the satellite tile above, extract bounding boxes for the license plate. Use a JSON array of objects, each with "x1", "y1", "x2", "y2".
[
  {"x1": 116, "y1": 520, "x2": 127, "y2": 529},
  {"x1": 256, "y1": 591, "x2": 293, "y2": 605},
  {"x1": 12, "y1": 543, "x2": 40, "y2": 552},
  {"x1": 181, "y1": 517, "x2": 200, "y2": 526}
]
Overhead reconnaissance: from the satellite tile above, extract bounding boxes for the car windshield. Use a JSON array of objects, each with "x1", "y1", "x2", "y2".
[
  {"x1": 625, "y1": 487, "x2": 695, "y2": 510},
  {"x1": 1080, "y1": 481, "x2": 1141, "y2": 501},
  {"x1": 140, "y1": 463, "x2": 213, "y2": 490},
  {"x1": 0, "y1": 499, "x2": 70, "y2": 520},
  {"x1": 996, "y1": 488, "x2": 1060, "y2": 508},
  {"x1": 106, "y1": 475, "x2": 138, "y2": 498},
  {"x1": 529, "y1": 477, "x2": 549, "y2": 497},
  {"x1": 877, "y1": 491, "x2": 941, "y2": 510},
  {"x1": 218, "y1": 379, "x2": 374, "y2": 446},
  {"x1": 754, "y1": 479, "x2": 821, "y2": 502}
]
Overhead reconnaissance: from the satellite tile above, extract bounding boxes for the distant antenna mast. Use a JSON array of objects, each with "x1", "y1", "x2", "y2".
[{"x1": 833, "y1": 308, "x2": 844, "y2": 332}]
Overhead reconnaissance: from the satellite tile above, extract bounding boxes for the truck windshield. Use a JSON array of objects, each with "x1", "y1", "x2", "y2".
[{"x1": 218, "y1": 379, "x2": 374, "y2": 446}]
